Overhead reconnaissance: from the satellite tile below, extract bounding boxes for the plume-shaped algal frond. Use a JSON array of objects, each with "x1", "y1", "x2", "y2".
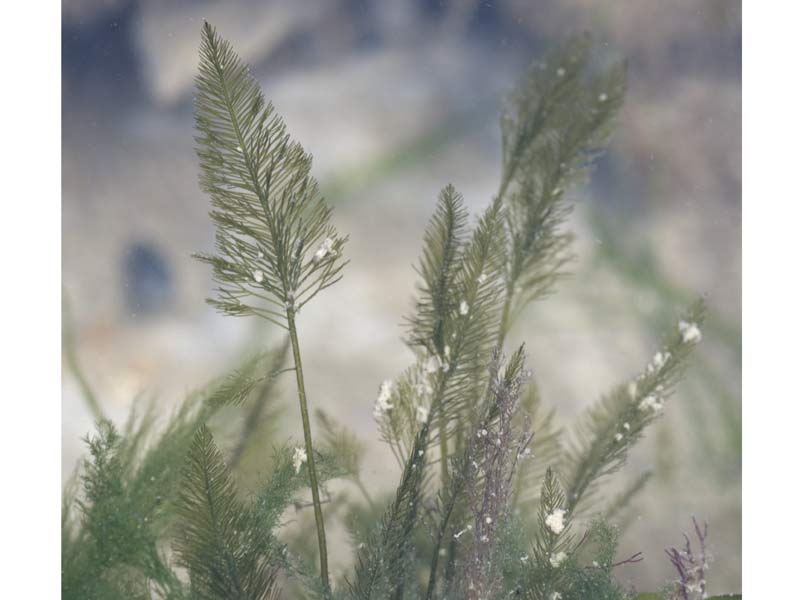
[
  {"x1": 346, "y1": 423, "x2": 430, "y2": 600},
  {"x1": 173, "y1": 425, "x2": 280, "y2": 600},
  {"x1": 522, "y1": 467, "x2": 574, "y2": 600},
  {"x1": 194, "y1": 22, "x2": 348, "y2": 329},
  {"x1": 564, "y1": 300, "x2": 706, "y2": 514},
  {"x1": 405, "y1": 184, "x2": 469, "y2": 355},
  {"x1": 375, "y1": 191, "x2": 507, "y2": 493},
  {"x1": 499, "y1": 35, "x2": 627, "y2": 340}
]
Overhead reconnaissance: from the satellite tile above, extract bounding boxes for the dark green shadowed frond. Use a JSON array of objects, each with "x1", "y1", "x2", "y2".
[
  {"x1": 194, "y1": 22, "x2": 348, "y2": 328},
  {"x1": 523, "y1": 467, "x2": 574, "y2": 600},
  {"x1": 173, "y1": 425, "x2": 280, "y2": 600},
  {"x1": 346, "y1": 425, "x2": 429, "y2": 600}
]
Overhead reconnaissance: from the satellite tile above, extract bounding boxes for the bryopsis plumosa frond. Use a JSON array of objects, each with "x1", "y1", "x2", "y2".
[
  {"x1": 378, "y1": 188, "x2": 506, "y2": 468},
  {"x1": 173, "y1": 425, "x2": 280, "y2": 600},
  {"x1": 499, "y1": 34, "x2": 627, "y2": 339},
  {"x1": 564, "y1": 300, "x2": 706, "y2": 513},
  {"x1": 194, "y1": 22, "x2": 348, "y2": 329}
]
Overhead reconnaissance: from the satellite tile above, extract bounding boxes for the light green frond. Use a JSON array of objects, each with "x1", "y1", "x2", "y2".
[{"x1": 564, "y1": 300, "x2": 706, "y2": 514}]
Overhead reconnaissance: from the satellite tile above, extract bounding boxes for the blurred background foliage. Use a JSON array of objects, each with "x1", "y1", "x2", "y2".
[{"x1": 62, "y1": 0, "x2": 740, "y2": 594}]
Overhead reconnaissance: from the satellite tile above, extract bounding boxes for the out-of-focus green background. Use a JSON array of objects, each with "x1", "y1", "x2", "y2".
[{"x1": 62, "y1": 0, "x2": 741, "y2": 593}]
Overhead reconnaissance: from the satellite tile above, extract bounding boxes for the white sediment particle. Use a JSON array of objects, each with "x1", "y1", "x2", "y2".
[
  {"x1": 598, "y1": 92, "x2": 608, "y2": 102},
  {"x1": 648, "y1": 351, "x2": 670, "y2": 373},
  {"x1": 253, "y1": 269, "x2": 264, "y2": 283},
  {"x1": 373, "y1": 380, "x2": 393, "y2": 418},
  {"x1": 638, "y1": 395, "x2": 663, "y2": 413},
  {"x1": 520, "y1": 554, "x2": 530, "y2": 563},
  {"x1": 416, "y1": 405, "x2": 429, "y2": 424},
  {"x1": 425, "y1": 354, "x2": 443, "y2": 374},
  {"x1": 485, "y1": 516, "x2": 493, "y2": 524},
  {"x1": 614, "y1": 433, "x2": 623, "y2": 442},
  {"x1": 556, "y1": 67, "x2": 565, "y2": 77},
  {"x1": 549, "y1": 551, "x2": 567, "y2": 568},
  {"x1": 679, "y1": 320, "x2": 702, "y2": 344},
  {"x1": 545, "y1": 509, "x2": 566, "y2": 534},
  {"x1": 313, "y1": 237, "x2": 335, "y2": 262},
  {"x1": 292, "y1": 447, "x2": 307, "y2": 473},
  {"x1": 459, "y1": 300, "x2": 470, "y2": 316},
  {"x1": 623, "y1": 422, "x2": 630, "y2": 431}
]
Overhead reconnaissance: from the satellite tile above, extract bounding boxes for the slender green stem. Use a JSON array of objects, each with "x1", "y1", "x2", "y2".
[
  {"x1": 286, "y1": 309, "x2": 329, "y2": 594},
  {"x1": 438, "y1": 410, "x2": 450, "y2": 486},
  {"x1": 497, "y1": 291, "x2": 513, "y2": 351},
  {"x1": 62, "y1": 292, "x2": 104, "y2": 420}
]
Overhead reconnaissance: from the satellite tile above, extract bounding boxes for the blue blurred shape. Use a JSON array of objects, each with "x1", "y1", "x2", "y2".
[{"x1": 122, "y1": 241, "x2": 174, "y2": 316}]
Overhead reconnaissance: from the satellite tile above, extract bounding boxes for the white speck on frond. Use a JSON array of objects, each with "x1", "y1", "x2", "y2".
[
  {"x1": 425, "y1": 354, "x2": 443, "y2": 374},
  {"x1": 477, "y1": 272, "x2": 487, "y2": 284},
  {"x1": 598, "y1": 92, "x2": 608, "y2": 102},
  {"x1": 623, "y1": 422, "x2": 630, "y2": 431},
  {"x1": 639, "y1": 395, "x2": 663, "y2": 413},
  {"x1": 556, "y1": 67, "x2": 565, "y2": 77},
  {"x1": 292, "y1": 446, "x2": 307, "y2": 473},
  {"x1": 614, "y1": 433, "x2": 623, "y2": 442},
  {"x1": 253, "y1": 269, "x2": 264, "y2": 283},
  {"x1": 545, "y1": 508, "x2": 566, "y2": 534},
  {"x1": 520, "y1": 554, "x2": 530, "y2": 563},
  {"x1": 550, "y1": 592, "x2": 562, "y2": 600},
  {"x1": 679, "y1": 320, "x2": 702, "y2": 344},
  {"x1": 485, "y1": 516, "x2": 492, "y2": 524},
  {"x1": 648, "y1": 351, "x2": 671, "y2": 373},
  {"x1": 416, "y1": 405, "x2": 429, "y2": 424},
  {"x1": 549, "y1": 551, "x2": 567, "y2": 568},
  {"x1": 453, "y1": 524, "x2": 473, "y2": 539},
  {"x1": 373, "y1": 380, "x2": 393, "y2": 418},
  {"x1": 313, "y1": 237, "x2": 335, "y2": 263},
  {"x1": 627, "y1": 381, "x2": 638, "y2": 401},
  {"x1": 459, "y1": 300, "x2": 469, "y2": 316}
]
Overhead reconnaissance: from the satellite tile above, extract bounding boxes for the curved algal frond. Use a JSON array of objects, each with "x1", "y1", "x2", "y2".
[{"x1": 564, "y1": 300, "x2": 706, "y2": 514}]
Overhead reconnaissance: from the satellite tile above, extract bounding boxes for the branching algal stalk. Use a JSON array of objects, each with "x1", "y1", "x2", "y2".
[{"x1": 460, "y1": 347, "x2": 533, "y2": 600}]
